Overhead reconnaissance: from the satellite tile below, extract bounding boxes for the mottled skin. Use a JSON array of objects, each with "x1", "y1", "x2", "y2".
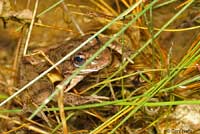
[{"x1": 18, "y1": 35, "x2": 112, "y2": 106}]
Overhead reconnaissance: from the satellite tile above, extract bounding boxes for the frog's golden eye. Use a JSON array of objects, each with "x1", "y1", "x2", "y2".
[{"x1": 73, "y1": 54, "x2": 86, "y2": 67}]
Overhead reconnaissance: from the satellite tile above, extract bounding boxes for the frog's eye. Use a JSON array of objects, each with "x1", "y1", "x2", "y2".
[{"x1": 73, "y1": 54, "x2": 86, "y2": 67}]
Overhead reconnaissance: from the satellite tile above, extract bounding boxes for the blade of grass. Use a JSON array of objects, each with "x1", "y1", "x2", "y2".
[
  {"x1": 23, "y1": 0, "x2": 39, "y2": 56},
  {"x1": 37, "y1": 0, "x2": 64, "y2": 17},
  {"x1": 161, "y1": 75, "x2": 200, "y2": 92},
  {"x1": 2, "y1": 98, "x2": 200, "y2": 114},
  {"x1": 51, "y1": 112, "x2": 74, "y2": 134},
  {"x1": 154, "y1": 0, "x2": 177, "y2": 9}
]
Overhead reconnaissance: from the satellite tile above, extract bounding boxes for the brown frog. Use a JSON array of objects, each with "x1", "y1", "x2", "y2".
[{"x1": 18, "y1": 34, "x2": 113, "y2": 107}]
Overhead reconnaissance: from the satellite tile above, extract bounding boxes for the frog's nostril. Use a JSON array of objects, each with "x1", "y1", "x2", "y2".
[{"x1": 73, "y1": 54, "x2": 86, "y2": 67}]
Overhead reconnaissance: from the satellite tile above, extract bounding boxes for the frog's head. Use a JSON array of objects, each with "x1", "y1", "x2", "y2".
[
  {"x1": 71, "y1": 36, "x2": 111, "y2": 74},
  {"x1": 58, "y1": 35, "x2": 112, "y2": 92}
]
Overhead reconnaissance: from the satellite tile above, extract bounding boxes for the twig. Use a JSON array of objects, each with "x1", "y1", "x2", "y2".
[
  {"x1": 23, "y1": 0, "x2": 39, "y2": 56},
  {"x1": 62, "y1": 2, "x2": 84, "y2": 36}
]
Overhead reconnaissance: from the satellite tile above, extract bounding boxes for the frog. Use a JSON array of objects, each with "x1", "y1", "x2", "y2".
[{"x1": 18, "y1": 34, "x2": 113, "y2": 107}]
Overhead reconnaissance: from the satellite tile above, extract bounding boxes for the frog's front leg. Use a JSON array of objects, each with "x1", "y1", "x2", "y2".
[{"x1": 21, "y1": 73, "x2": 54, "y2": 126}]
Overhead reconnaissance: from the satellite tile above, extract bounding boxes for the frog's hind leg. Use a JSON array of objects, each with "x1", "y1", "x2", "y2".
[{"x1": 22, "y1": 76, "x2": 54, "y2": 127}]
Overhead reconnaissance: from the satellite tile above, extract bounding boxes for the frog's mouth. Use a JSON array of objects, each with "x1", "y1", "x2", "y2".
[
  {"x1": 80, "y1": 68, "x2": 100, "y2": 74},
  {"x1": 64, "y1": 68, "x2": 102, "y2": 92}
]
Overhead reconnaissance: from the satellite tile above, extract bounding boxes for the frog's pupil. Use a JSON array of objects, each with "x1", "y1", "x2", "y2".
[{"x1": 75, "y1": 56, "x2": 83, "y2": 63}]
